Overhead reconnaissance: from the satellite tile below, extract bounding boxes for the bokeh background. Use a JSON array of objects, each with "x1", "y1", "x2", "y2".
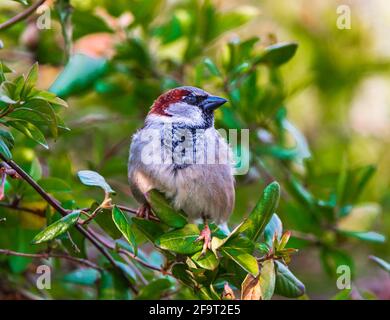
[{"x1": 0, "y1": 0, "x2": 389, "y2": 299}]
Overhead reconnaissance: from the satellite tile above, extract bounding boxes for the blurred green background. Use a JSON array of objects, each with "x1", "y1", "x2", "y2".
[{"x1": 0, "y1": 0, "x2": 389, "y2": 299}]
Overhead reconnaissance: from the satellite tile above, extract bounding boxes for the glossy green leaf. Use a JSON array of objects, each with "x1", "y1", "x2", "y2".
[
  {"x1": 339, "y1": 230, "x2": 386, "y2": 243},
  {"x1": 77, "y1": 170, "x2": 115, "y2": 194},
  {"x1": 259, "y1": 259, "x2": 275, "y2": 300},
  {"x1": 220, "y1": 247, "x2": 258, "y2": 275},
  {"x1": 264, "y1": 213, "x2": 283, "y2": 247},
  {"x1": 156, "y1": 224, "x2": 203, "y2": 254},
  {"x1": 49, "y1": 54, "x2": 108, "y2": 98},
  {"x1": 243, "y1": 181, "x2": 280, "y2": 242},
  {"x1": 95, "y1": 207, "x2": 122, "y2": 239},
  {"x1": 112, "y1": 206, "x2": 137, "y2": 254},
  {"x1": 31, "y1": 211, "x2": 80, "y2": 244},
  {"x1": 257, "y1": 42, "x2": 298, "y2": 67},
  {"x1": 191, "y1": 250, "x2": 219, "y2": 270},
  {"x1": 7, "y1": 120, "x2": 48, "y2": 149},
  {"x1": 20, "y1": 63, "x2": 38, "y2": 98},
  {"x1": 132, "y1": 217, "x2": 165, "y2": 243},
  {"x1": 274, "y1": 260, "x2": 305, "y2": 298},
  {"x1": 149, "y1": 190, "x2": 187, "y2": 228},
  {"x1": 0, "y1": 139, "x2": 12, "y2": 159},
  {"x1": 0, "y1": 129, "x2": 13, "y2": 159}
]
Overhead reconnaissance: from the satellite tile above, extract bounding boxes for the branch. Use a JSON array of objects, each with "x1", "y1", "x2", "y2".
[
  {"x1": 81, "y1": 204, "x2": 160, "y2": 222},
  {"x1": 0, "y1": 202, "x2": 44, "y2": 216},
  {"x1": 0, "y1": 154, "x2": 138, "y2": 294},
  {"x1": 0, "y1": 0, "x2": 46, "y2": 31},
  {"x1": 290, "y1": 230, "x2": 321, "y2": 245},
  {"x1": 0, "y1": 248, "x2": 102, "y2": 270},
  {"x1": 86, "y1": 227, "x2": 167, "y2": 274}
]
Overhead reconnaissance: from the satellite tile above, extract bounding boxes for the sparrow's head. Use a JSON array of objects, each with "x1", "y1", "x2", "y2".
[{"x1": 147, "y1": 86, "x2": 227, "y2": 128}]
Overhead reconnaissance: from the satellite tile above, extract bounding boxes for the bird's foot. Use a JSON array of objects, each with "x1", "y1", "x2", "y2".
[
  {"x1": 136, "y1": 203, "x2": 154, "y2": 220},
  {"x1": 195, "y1": 224, "x2": 212, "y2": 257}
]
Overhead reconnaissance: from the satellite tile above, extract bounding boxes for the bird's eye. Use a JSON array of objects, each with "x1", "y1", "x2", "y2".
[{"x1": 184, "y1": 94, "x2": 197, "y2": 105}]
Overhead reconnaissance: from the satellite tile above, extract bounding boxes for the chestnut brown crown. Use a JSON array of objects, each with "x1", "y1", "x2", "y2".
[{"x1": 149, "y1": 86, "x2": 227, "y2": 117}]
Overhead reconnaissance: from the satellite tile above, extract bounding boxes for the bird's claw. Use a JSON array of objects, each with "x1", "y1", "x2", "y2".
[
  {"x1": 136, "y1": 203, "x2": 154, "y2": 220},
  {"x1": 195, "y1": 224, "x2": 212, "y2": 257}
]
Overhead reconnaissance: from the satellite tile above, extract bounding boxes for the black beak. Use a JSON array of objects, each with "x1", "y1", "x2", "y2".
[{"x1": 201, "y1": 95, "x2": 227, "y2": 112}]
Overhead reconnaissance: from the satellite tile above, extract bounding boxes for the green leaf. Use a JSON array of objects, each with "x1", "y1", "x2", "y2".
[
  {"x1": 0, "y1": 62, "x2": 13, "y2": 74},
  {"x1": 0, "y1": 129, "x2": 14, "y2": 159},
  {"x1": 203, "y1": 58, "x2": 221, "y2": 76},
  {"x1": 77, "y1": 170, "x2": 115, "y2": 194},
  {"x1": 264, "y1": 213, "x2": 283, "y2": 247},
  {"x1": 156, "y1": 224, "x2": 203, "y2": 254},
  {"x1": 12, "y1": 0, "x2": 30, "y2": 5},
  {"x1": 274, "y1": 260, "x2": 305, "y2": 298},
  {"x1": 220, "y1": 247, "x2": 259, "y2": 275},
  {"x1": 7, "y1": 120, "x2": 48, "y2": 149},
  {"x1": 338, "y1": 230, "x2": 386, "y2": 243},
  {"x1": 191, "y1": 250, "x2": 219, "y2": 270},
  {"x1": 21, "y1": 63, "x2": 38, "y2": 98},
  {"x1": 32, "y1": 90, "x2": 68, "y2": 108},
  {"x1": 0, "y1": 95, "x2": 17, "y2": 104},
  {"x1": 171, "y1": 263, "x2": 195, "y2": 287},
  {"x1": 369, "y1": 256, "x2": 390, "y2": 273},
  {"x1": 63, "y1": 268, "x2": 100, "y2": 286},
  {"x1": 257, "y1": 42, "x2": 298, "y2": 67},
  {"x1": 149, "y1": 190, "x2": 187, "y2": 228},
  {"x1": 49, "y1": 54, "x2": 108, "y2": 98},
  {"x1": 132, "y1": 217, "x2": 165, "y2": 243},
  {"x1": 95, "y1": 207, "x2": 122, "y2": 239},
  {"x1": 243, "y1": 181, "x2": 280, "y2": 242},
  {"x1": 37, "y1": 178, "x2": 72, "y2": 193},
  {"x1": 112, "y1": 206, "x2": 137, "y2": 254},
  {"x1": 31, "y1": 211, "x2": 80, "y2": 244},
  {"x1": 136, "y1": 278, "x2": 172, "y2": 300},
  {"x1": 259, "y1": 259, "x2": 275, "y2": 300},
  {"x1": 0, "y1": 139, "x2": 12, "y2": 159},
  {"x1": 18, "y1": 99, "x2": 59, "y2": 138}
]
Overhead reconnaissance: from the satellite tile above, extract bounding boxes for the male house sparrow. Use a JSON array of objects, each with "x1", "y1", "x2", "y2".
[{"x1": 128, "y1": 86, "x2": 235, "y2": 254}]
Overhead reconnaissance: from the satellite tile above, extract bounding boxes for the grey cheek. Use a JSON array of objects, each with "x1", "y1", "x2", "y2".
[{"x1": 167, "y1": 103, "x2": 203, "y2": 123}]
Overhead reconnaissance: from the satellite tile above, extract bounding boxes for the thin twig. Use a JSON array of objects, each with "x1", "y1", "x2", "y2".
[
  {"x1": 0, "y1": 202, "x2": 44, "y2": 216},
  {"x1": 86, "y1": 227, "x2": 167, "y2": 274},
  {"x1": 290, "y1": 230, "x2": 320, "y2": 245},
  {"x1": 0, "y1": 248, "x2": 102, "y2": 270},
  {"x1": 81, "y1": 204, "x2": 160, "y2": 222},
  {"x1": 0, "y1": 154, "x2": 138, "y2": 294},
  {"x1": 0, "y1": 0, "x2": 46, "y2": 31}
]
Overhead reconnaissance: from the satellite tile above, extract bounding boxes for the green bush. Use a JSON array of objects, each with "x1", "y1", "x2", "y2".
[{"x1": 0, "y1": 0, "x2": 388, "y2": 300}]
